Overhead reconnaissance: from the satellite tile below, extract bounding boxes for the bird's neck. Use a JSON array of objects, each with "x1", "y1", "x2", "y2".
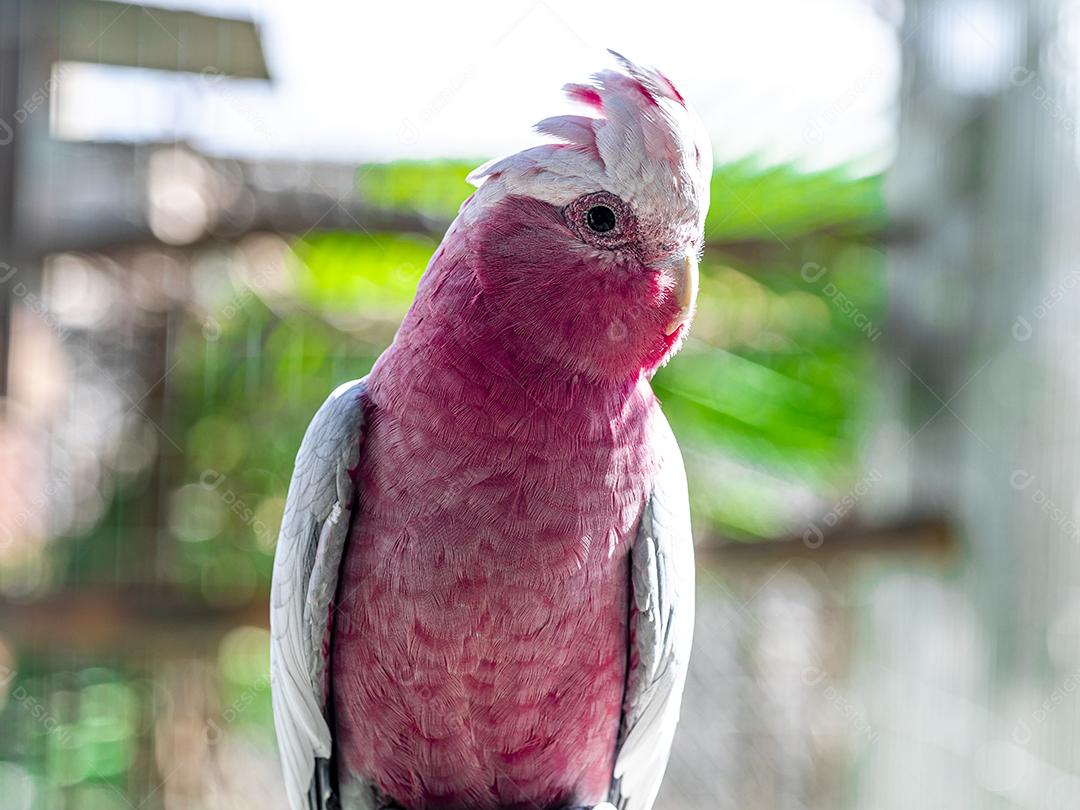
[{"x1": 370, "y1": 287, "x2": 655, "y2": 442}]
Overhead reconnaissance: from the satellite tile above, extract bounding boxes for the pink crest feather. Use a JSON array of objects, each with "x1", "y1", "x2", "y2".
[
  {"x1": 563, "y1": 83, "x2": 604, "y2": 111},
  {"x1": 654, "y1": 69, "x2": 687, "y2": 106},
  {"x1": 607, "y1": 49, "x2": 687, "y2": 108}
]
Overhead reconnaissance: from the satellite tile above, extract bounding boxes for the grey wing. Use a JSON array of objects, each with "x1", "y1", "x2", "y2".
[
  {"x1": 270, "y1": 378, "x2": 368, "y2": 810},
  {"x1": 610, "y1": 412, "x2": 696, "y2": 810}
]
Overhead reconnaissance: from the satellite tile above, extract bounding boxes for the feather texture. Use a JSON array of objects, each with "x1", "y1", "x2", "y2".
[
  {"x1": 467, "y1": 50, "x2": 711, "y2": 243},
  {"x1": 330, "y1": 237, "x2": 659, "y2": 805},
  {"x1": 611, "y1": 413, "x2": 695, "y2": 810},
  {"x1": 270, "y1": 378, "x2": 370, "y2": 810}
]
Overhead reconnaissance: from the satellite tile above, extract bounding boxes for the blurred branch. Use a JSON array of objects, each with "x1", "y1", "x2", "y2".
[
  {"x1": 30, "y1": 184, "x2": 450, "y2": 257},
  {"x1": 58, "y1": 208, "x2": 916, "y2": 265},
  {"x1": 0, "y1": 516, "x2": 955, "y2": 656},
  {"x1": 702, "y1": 514, "x2": 956, "y2": 563},
  {"x1": 713, "y1": 221, "x2": 919, "y2": 266},
  {"x1": 0, "y1": 586, "x2": 269, "y2": 656}
]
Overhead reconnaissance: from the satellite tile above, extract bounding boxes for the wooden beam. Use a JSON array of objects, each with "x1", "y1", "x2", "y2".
[
  {"x1": 59, "y1": 0, "x2": 269, "y2": 79},
  {"x1": 0, "y1": 586, "x2": 270, "y2": 657},
  {"x1": 701, "y1": 514, "x2": 956, "y2": 564},
  {"x1": 0, "y1": 518, "x2": 956, "y2": 658}
]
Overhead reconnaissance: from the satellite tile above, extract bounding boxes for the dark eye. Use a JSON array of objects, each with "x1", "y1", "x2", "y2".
[
  {"x1": 564, "y1": 191, "x2": 636, "y2": 249},
  {"x1": 586, "y1": 205, "x2": 617, "y2": 233}
]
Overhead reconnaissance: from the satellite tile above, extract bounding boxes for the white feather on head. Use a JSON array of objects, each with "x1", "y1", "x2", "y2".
[{"x1": 465, "y1": 51, "x2": 712, "y2": 242}]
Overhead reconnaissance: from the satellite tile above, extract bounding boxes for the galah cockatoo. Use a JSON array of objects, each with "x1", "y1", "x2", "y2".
[{"x1": 271, "y1": 52, "x2": 710, "y2": 810}]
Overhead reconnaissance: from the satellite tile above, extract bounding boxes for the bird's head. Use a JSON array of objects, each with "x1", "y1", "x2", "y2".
[{"x1": 462, "y1": 51, "x2": 712, "y2": 383}]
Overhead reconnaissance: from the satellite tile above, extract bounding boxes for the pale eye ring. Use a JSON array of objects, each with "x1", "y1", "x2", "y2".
[{"x1": 564, "y1": 191, "x2": 637, "y2": 248}]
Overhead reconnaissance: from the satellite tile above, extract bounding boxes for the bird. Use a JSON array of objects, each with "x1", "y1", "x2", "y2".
[{"x1": 270, "y1": 51, "x2": 710, "y2": 810}]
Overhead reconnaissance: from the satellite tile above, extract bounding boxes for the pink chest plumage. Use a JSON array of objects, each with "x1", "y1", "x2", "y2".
[{"x1": 330, "y1": 330, "x2": 658, "y2": 809}]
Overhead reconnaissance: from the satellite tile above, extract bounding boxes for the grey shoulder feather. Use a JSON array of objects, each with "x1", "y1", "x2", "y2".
[
  {"x1": 610, "y1": 411, "x2": 695, "y2": 810},
  {"x1": 270, "y1": 378, "x2": 368, "y2": 810}
]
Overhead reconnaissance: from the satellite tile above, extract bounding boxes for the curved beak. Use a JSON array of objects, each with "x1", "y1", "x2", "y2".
[{"x1": 665, "y1": 252, "x2": 699, "y2": 336}]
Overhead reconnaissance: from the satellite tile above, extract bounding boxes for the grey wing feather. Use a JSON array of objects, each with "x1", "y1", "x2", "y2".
[
  {"x1": 610, "y1": 412, "x2": 696, "y2": 810},
  {"x1": 270, "y1": 378, "x2": 369, "y2": 810}
]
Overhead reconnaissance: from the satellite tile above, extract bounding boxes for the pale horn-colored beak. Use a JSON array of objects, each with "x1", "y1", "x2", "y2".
[{"x1": 665, "y1": 252, "x2": 699, "y2": 336}]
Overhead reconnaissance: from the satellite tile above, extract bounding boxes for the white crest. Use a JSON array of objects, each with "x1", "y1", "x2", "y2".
[{"x1": 465, "y1": 51, "x2": 712, "y2": 237}]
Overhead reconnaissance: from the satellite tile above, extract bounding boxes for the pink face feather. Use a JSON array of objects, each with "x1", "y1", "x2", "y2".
[{"x1": 469, "y1": 194, "x2": 681, "y2": 382}]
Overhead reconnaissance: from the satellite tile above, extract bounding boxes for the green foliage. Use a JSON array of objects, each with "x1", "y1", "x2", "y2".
[
  {"x1": 357, "y1": 160, "x2": 474, "y2": 220},
  {"x1": 169, "y1": 304, "x2": 383, "y2": 602},
  {"x1": 0, "y1": 665, "x2": 142, "y2": 804},
  {"x1": 705, "y1": 159, "x2": 885, "y2": 240},
  {"x1": 654, "y1": 240, "x2": 885, "y2": 538},
  {"x1": 290, "y1": 230, "x2": 437, "y2": 316}
]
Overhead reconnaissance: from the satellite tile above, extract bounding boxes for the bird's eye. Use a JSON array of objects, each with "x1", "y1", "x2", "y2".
[
  {"x1": 564, "y1": 191, "x2": 636, "y2": 249},
  {"x1": 586, "y1": 205, "x2": 617, "y2": 233}
]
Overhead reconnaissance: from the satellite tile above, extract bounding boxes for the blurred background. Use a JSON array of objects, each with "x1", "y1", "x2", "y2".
[{"x1": 0, "y1": 0, "x2": 1078, "y2": 807}]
